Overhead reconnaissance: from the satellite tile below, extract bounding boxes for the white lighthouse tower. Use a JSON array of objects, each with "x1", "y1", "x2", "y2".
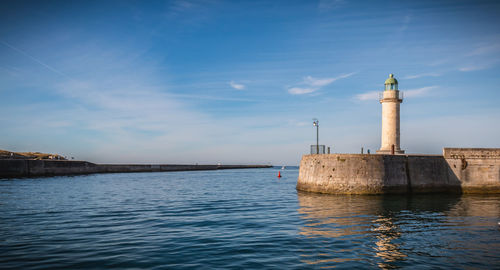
[{"x1": 377, "y1": 74, "x2": 404, "y2": 154}]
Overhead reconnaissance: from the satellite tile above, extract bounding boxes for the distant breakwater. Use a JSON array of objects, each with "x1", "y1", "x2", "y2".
[{"x1": 0, "y1": 159, "x2": 272, "y2": 178}]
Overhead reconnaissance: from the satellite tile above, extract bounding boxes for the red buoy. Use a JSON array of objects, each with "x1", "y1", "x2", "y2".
[{"x1": 278, "y1": 171, "x2": 282, "y2": 178}]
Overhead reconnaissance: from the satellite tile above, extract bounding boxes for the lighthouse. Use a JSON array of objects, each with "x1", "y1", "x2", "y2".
[{"x1": 377, "y1": 74, "x2": 404, "y2": 154}]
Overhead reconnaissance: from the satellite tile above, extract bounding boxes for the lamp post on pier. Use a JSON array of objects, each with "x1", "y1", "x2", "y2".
[{"x1": 313, "y1": 119, "x2": 319, "y2": 154}]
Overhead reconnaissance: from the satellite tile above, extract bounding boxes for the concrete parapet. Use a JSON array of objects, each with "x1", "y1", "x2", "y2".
[
  {"x1": 407, "y1": 155, "x2": 461, "y2": 193},
  {"x1": 297, "y1": 154, "x2": 407, "y2": 194},
  {"x1": 297, "y1": 150, "x2": 500, "y2": 194},
  {"x1": 444, "y1": 148, "x2": 500, "y2": 193},
  {"x1": 443, "y1": 148, "x2": 500, "y2": 159}
]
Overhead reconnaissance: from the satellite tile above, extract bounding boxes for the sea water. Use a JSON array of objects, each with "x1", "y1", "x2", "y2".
[{"x1": 1, "y1": 168, "x2": 500, "y2": 269}]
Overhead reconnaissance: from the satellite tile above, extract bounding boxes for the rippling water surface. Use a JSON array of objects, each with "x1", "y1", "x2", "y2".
[{"x1": 1, "y1": 168, "x2": 500, "y2": 269}]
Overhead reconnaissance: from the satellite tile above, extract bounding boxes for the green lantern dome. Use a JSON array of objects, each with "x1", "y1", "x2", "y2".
[
  {"x1": 384, "y1": 74, "x2": 398, "y2": 85},
  {"x1": 384, "y1": 74, "x2": 398, "y2": 90}
]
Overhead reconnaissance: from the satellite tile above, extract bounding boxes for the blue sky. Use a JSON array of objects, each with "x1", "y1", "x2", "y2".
[{"x1": 1, "y1": 0, "x2": 500, "y2": 165}]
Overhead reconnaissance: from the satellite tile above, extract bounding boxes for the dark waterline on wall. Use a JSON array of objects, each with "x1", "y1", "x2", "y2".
[{"x1": 1, "y1": 168, "x2": 500, "y2": 269}]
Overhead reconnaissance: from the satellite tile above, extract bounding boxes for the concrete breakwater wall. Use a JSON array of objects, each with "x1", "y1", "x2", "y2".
[
  {"x1": 297, "y1": 148, "x2": 500, "y2": 194},
  {"x1": 444, "y1": 148, "x2": 500, "y2": 193},
  {"x1": 0, "y1": 159, "x2": 271, "y2": 178}
]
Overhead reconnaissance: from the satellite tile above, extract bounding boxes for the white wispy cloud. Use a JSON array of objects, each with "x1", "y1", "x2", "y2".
[
  {"x1": 288, "y1": 120, "x2": 309, "y2": 127},
  {"x1": 166, "y1": 93, "x2": 254, "y2": 102},
  {"x1": 318, "y1": 0, "x2": 345, "y2": 10},
  {"x1": 458, "y1": 41, "x2": 500, "y2": 72},
  {"x1": 305, "y1": 72, "x2": 356, "y2": 87},
  {"x1": 229, "y1": 80, "x2": 245, "y2": 90},
  {"x1": 288, "y1": 87, "x2": 316, "y2": 95},
  {"x1": 467, "y1": 43, "x2": 500, "y2": 56},
  {"x1": 403, "y1": 73, "x2": 441, "y2": 79},
  {"x1": 428, "y1": 39, "x2": 500, "y2": 72},
  {"x1": 304, "y1": 76, "x2": 336, "y2": 87},
  {"x1": 428, "y1": 58, "x2": 450, "y2": 67},
  {"x1": 404, "y1": 86, "x2": 438, "y2": 97},
  {"x1": 355, "y1": 86, "x2": 437, "y2": 101},
  {"x1": 288, "y1": 72, "x2": 356, "y2": 95},
  {"x1": 458, "y1": 65, "x2": 488, "y2": 72},
  {"x1": 355, "y1": 91, "x2": 379, "y2": 101}
]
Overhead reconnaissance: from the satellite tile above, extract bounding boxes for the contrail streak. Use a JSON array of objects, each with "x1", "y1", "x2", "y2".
[{"x1": 1, "y1": 40, "x2": 68, "y2": 77}]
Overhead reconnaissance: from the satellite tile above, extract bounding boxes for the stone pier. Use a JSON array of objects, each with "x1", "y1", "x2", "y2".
[{"x1": 297, "y1": 148, "x2": 500, "y2": 194}]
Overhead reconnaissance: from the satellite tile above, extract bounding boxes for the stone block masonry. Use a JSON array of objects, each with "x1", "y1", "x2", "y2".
[
  {"x1": 297, "y1": 148, "x2": 500, "y2": 194},
  {"x1": 444, "y1": 148, "x2": 500, "y2": 193}
]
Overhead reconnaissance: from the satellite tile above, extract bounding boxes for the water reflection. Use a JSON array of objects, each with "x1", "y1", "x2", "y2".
[
  {"x1": 447, "y1": 195, "x2": 500, "y2": 218},
  {"x1": 371, "y1": 216, "x2": 405, "y2": 269},
  {"x1": 297, "y1": 192, "x2": 467, "y2": 269}
]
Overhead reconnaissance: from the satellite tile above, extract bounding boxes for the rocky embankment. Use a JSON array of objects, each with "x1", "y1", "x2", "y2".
[{"x1": 0, "y1": 149, "x2": 66, "y2": 160}]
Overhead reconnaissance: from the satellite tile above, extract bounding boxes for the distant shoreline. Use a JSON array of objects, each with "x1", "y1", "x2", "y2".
[{"x1": 0, "y1": 159, "x2": 272, "y2": 178}]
